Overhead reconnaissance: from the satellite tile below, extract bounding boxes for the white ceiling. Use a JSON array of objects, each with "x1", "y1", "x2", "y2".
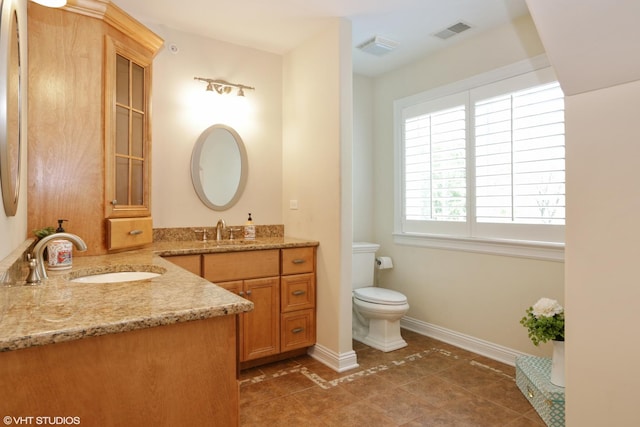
[
  {"x1": 112, "y1": 0, "x2": 530, "y2": 76},
  {"x1": 527, "y1": 0, "x2": 640, "y2": 96}
]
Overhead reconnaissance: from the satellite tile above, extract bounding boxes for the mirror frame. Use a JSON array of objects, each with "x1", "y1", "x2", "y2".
[
  {"x1": 0, "y1": 0, "x2": 23, "y2": 217},
  {"x1": 190, "y1": 124, "x2": 248, "y2": 211}
]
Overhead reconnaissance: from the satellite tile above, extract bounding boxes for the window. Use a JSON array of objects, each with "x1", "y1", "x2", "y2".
[{"x1": 394, "y1": 59, "x2": 565, "y2": 260}]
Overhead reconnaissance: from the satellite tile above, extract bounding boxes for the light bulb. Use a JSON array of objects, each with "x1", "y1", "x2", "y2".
[{"x1": 31, "y1": 0, "x2": 67, "y2": 7}]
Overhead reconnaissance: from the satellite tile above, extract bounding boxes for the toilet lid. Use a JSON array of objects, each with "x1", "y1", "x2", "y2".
[{"x1": 354, "y1": 287, "x2": 407, "y2": 305}]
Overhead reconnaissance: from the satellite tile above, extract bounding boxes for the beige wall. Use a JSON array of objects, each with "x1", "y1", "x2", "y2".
[
  {"x1": 365, "y1": 14, "x2": 563, "y2": 357},
  {"x1": 352, "y1": 75, "x2": 374, "y2": 242},
  {"x1": 283, "y1": 19, "x2": 353, "y2": 357},
  {"x1": 565, "y1": 78, "x2": 640, "y2": 427},
  {"x1": 148, "y1": 25, "x2": 283, "y2": 228},
  {"x1": 525, "y1": 1, "x2": 640, "y2": 423}
]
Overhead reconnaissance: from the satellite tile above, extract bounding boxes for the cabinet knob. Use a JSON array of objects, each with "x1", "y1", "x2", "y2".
[
  {"x1": 292, "y1": 290, "x2": 306, "y2": 296},
  {"x1": 246, "y1": 290, "x2": 252, "y2": 296},
  {"x1": 111, "y1": 199, "x2": 118, "y2": 205},
  {"x1": 291, "y1": 327, "x2": 304, "y2": 334},
  {"x1": 239, "y1": 291, "x2": 244, "y2": 296}
]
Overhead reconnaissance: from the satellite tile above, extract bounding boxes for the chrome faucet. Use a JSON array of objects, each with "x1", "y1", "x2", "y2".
[
  {"x1": 215, "y1": 219, "x2": 226, "y2": 242},
  {"x1": 32, "y1": 233, "x2": 88, "y2": 280}
]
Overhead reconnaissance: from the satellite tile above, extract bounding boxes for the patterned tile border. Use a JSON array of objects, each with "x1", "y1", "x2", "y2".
[{"x1": 240, "y1": 346, "x2": 514, "y2": 390}]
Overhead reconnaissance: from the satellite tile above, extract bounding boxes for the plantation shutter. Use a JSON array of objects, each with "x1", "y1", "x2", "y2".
[
  {"x1": 397, "y1": 64, "x2": 565, "y2": 245},
  {"x1": 402, "y1": 92, "x2": 469, "y2": 235},
  {"x1": 474, "y1": 82, "x2": 565, "y2": 225}
]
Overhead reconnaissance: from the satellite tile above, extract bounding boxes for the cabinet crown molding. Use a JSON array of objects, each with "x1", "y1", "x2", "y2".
[{"x1": 64, "y1": 0, "x2": 163, "y2": 55}]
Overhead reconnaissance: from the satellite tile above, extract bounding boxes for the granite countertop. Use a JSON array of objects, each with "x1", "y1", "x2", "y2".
[
  {"x1": 0, "y1": 237, "x2": 318, "y2": 352},
  {"x1": 152, "y1": 236, "x2": 319, "y2": 256}
]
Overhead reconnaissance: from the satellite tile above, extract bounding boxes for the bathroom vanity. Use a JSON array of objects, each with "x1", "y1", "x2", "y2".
[
  {"x1": 0, "y1": 250, "x2": 247, "y2": 425},
  {"x1": 0, "y1": 235, "x2": 317, "y2": 426},
  {"x1": 160, "y1": 237, "x2": 318, "y2": 369}
]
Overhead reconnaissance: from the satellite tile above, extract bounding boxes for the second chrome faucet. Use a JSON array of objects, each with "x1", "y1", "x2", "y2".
[{"x1": 215, "y1": 219, "x2": 226, "y2": 242}]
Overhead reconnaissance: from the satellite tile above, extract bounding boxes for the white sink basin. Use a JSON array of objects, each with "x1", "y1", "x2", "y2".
[{"x1": 71, "y1": 271, "x2": 161, "y2": 284}]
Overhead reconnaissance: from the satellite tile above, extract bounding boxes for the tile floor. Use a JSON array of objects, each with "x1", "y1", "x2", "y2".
[{"x1": 239, "y1": 330, "x2": 546, "y2": 426}]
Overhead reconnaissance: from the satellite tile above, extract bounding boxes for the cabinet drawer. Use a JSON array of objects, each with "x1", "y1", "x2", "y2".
[
  {"x1": 203, "y1": 250, "x2": 279, "y2": 282},
  {"x1": 281, "y1": 273, "x2": 315, "y2": 312},
  {"x1": 280, "y1": 309, "x2": 315, "y2": 352},
  {"x1": 281, "y1": 247, "x2": 315, "y2": 275},
  {"x1": 106, "y1": 217, "x2": 153, "y2": 250}
]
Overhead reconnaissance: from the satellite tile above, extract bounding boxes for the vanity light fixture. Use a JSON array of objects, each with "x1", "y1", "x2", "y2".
[
  {"x1": 30, "y1": 0, "x2": 67, "y2": 7},
  {"x1": 194, "y1": 77, "x2": 255, "y2": 97}
]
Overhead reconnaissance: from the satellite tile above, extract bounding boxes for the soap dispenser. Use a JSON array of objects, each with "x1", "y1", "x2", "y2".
[
  {"x1": 47, "y1": 219, "x2": 73, "y2": 270},
  {"x1": 243, "y1": 213, "x2": 256, "y2": 241},
  {"x1": 55, "y1": 219, "x2": 68, "y2": 233}
]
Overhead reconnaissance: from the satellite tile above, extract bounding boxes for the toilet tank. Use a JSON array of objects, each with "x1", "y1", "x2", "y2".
[{"x1": 352, "y1": 242, "x2": 380, "y2": 289}]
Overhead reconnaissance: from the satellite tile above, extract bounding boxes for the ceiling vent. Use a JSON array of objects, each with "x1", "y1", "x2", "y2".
[
  {"x1": 433, "y1": 22, "x2": 472, "y2": 40},
  {"x1": 357, "y1": 36, "x2": 398, "y2": 56}
]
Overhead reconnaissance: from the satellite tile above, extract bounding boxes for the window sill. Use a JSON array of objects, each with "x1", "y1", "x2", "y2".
[{"x1": 393, "y1": 233, "x2": 564, "y2": 262}]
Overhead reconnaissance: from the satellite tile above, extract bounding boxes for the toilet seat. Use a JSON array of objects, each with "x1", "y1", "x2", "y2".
[{"x1": 353, "y1": 287, "x2": 407, "y2": 305}]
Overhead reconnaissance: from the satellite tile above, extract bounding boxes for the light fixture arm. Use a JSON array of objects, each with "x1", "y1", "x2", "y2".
[{"x1": 194, "y1": 77, "x2": 255, "y2": 96}]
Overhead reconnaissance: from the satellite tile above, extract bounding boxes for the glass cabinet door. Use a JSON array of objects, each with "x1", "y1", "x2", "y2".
[{"x1": 105, "y1": 37, "x2": 152, "y2": 218}]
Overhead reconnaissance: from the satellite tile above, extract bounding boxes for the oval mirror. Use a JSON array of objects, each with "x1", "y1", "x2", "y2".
[
  {"x1": 0, "y1": 0, "x2": 22, "y2": 217},
  {"x1": 191, "y1": 124, "x2": 248, "y2": 211}
]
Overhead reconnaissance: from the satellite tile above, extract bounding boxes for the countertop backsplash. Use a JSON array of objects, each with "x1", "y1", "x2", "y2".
[{"x1": 153, "y1": 224, "x2": 284, "y2": 242}]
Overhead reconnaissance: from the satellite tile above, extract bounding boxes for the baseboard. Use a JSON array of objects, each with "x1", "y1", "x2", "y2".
[
  {"x1": 307, "y1": 343, "x2": 359, "y2": 373},
  {"x1": 400, "y1": 316, "x2": 525, "y2": 366}
]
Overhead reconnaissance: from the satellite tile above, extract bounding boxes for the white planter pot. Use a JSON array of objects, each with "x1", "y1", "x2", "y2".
[{"x1": 550, "y1": 340, "x2": 565, "y2": 387}]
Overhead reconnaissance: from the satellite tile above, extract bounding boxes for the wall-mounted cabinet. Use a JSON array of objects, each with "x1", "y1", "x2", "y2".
[
  {"x1": 104, "y1": 32, "x2": 156, "y2": 251},
  {"x1": 27, "y1": 1, "x2": 162, "y2": 255}
]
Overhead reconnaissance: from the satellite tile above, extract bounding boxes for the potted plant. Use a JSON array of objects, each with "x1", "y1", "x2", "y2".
[
  {"x1": 520, "y1": 297, "x2": 565, "y2": 386},
  {"x1": 33, "y1": 226, "x2": 55, "y2": 241}
]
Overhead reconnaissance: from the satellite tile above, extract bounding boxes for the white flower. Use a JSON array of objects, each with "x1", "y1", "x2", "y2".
[{"x1": 531, "y1": 297, "x2": 563, "y2": 318}]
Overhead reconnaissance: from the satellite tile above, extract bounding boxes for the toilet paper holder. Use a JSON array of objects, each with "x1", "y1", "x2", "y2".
[{"x1": 375, "y1": 256, "x2": 393, "y2": 270}]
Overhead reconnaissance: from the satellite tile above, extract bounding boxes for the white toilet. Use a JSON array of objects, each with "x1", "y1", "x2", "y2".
[{"x1": 352, "y1": 242, "x2": 409, "y2": 352}]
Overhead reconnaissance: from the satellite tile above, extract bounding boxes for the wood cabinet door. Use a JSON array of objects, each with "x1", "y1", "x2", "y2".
[
  {"x1": 216, "y1": 280, "x2": 243, "y2": 296},
  {"x1": 242, "y1": 277, "x2": 280, "y2": 361}
]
